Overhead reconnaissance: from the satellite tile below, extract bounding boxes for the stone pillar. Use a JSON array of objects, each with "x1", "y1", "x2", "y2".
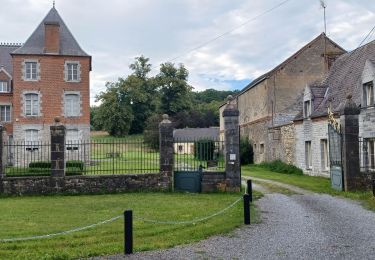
[
  {"x1": 50, "y1": 125, "x2": 66, "y2": 177},
  {"x1": 159, "y1": 114, "x2": 174, "y2": 190},
  {"x1": 340, "y1": 95, "x2": 361, "y2": 191},
  {"x1": 0, "y1": 126, "x2": 4, "y2": 178},
  {"x1": 223, "y1": 95, "x2": 241, "y2": 192}
]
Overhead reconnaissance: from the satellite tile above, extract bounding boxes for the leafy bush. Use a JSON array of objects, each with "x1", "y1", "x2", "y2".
[
  {"x1": 258, "y1": 160, "x2": 303, "y2": 175},
  {"x1": 144, "y1": 114, "x2": 162, "y2": 150},
  {"x1": 240, "y1": 137, "x2": 253, "y2": 165},
  {"x1": 28, "y1": 160, "x2": 84, "y2": 173},
  {"x1": 194, "y1": 140, "x2": 215, "y2": 160}
]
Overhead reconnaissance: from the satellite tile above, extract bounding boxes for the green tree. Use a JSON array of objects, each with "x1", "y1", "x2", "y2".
[
  {"x1": 157, "y1": 62, "x2": 192, "y2": 115},
  {"x1": 127, "y1": 56, "x2": 158, "y2": 134},
  {"x1": 95, "y1": 82, "x2": 134, "y2": 136}
]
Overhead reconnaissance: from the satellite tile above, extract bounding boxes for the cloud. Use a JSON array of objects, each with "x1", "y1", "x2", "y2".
[{"x1": 0, "y1": 0, "x2": 374, "y2": 105}]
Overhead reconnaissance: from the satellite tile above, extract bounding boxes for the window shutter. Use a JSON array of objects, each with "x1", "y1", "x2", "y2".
[
  {"x1": 21, "y1": 61, "x2": 26, "y2": 80},
  {"x1": 77, "y1": 63, "x2": 81, "y2": 82},
  {"x1": 37, "y1": 62, "x2": 41, "y2": 80},
  {"x1": 64, "y1": 62, "x2": 68, "y2": 82},
  {"x1": 305, "y1": 142, "x2": 308, "y2": 168},
  {"x1": 320, "y1": 140, "x2": 325, "y2": 170}
]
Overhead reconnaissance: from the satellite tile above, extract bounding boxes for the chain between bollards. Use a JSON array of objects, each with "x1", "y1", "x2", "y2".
[{"x1": 124, "y1": 210, "x2": 133, "y2": 255}]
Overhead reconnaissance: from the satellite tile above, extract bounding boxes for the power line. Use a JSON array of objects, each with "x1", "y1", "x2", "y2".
[{"x1": 165, "y1": 0, "x2": 292, "y2": 64}]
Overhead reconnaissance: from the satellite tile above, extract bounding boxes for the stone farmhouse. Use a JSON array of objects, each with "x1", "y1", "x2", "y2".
[
  {"x1": 294, "y1": 39, "x2": 375, "y2": 176},
  {"x1": 220, "y1": 33, "x2": 345, "y2": 164},
  {"x1": 0, "y1": 7, "x2": 91, "y2": 164}
]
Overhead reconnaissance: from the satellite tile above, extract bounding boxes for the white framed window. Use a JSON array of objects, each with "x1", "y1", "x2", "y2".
[
  {"x1": 367, "y1": 139, "x2": 375, "y2": 171},
  {"x1": 66, "y1": 129, "x2": 79, "y2": 151},
  {"x1": 64, "y1": 93, "x2": 80, "y2": 117},
  {"x1": 64, "y1": 61, "x2": 81, "y2": 82},
  {"x1": 304, "y1": 100, "x2": 312, "y2": 118},
  {"x1": 305, "y1": 141, "x2": 312, "y2": 169},
  {"x1": 23, "y1": 61, "x2": 39, "y2": 81},
  {"x1": 24, "y1": 93, "x2": 39, "y2": 116},
  {"x1": 0, "y1": 81, "x2": 10, "y2": 92},
  {"x1": 25, "y1": 129, "x2": 39, "y2": 151},
  {"x1": 364, "y1": 81, "x2": 374, "y2": 107},
  {"x1": 321, "y1": 139, "x2": 329, "y2": 171},
  {"x1": 0, "y1": 105, "x2": 11, "y2": 122}
]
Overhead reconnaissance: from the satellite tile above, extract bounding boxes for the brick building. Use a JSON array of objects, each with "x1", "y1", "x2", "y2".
[
  {"x1": 0, "y1": 7, "x2": 91, "y2": 165},
  {"x1": 294, "y1": 39, "x2": 375, "y2": 176},
  {"x1": 220, "y1": 33, "x2": 345, "y2": 164}
]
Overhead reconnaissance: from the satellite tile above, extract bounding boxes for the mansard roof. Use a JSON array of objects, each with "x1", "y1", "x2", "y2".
[
  {"x1": 0, "y1": 44, "x2": 22, "y2": 76},
  {"x1": 310, "y1": 39, "x2": 375, "y2": 118},
  {"x1": 12, "y1": 7, "x2": 89, "y2": 57}
]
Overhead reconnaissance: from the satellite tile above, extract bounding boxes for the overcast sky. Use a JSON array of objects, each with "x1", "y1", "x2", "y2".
[{"x1": 1, "y1": 0, "x2": 374, "y2": 105}]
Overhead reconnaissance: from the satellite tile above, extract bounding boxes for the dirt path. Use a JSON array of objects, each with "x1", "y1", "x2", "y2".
[{"x1": 98, "y1": 179, "x2": 375, "y2": 260}]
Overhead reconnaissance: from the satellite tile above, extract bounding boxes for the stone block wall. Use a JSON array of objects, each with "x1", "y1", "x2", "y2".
[
  {"x1": 0, "y1": 173, "x2": 170, "y2": 195},
  {"x1": 268, "y1": 123, "x2": 296, "y2": 164},
  {"x1": 201, "y1": 171, "x2": 226, "y2": 192},
  {"x1": 295, "y1": 118, "x2": 331, "y2": 177}
]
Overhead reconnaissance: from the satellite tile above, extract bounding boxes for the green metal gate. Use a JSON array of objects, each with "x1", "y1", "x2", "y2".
[
  {"x1": 174, "y1": 169, "x2": 202, "y2": 193},
  {"x1": 328, "y1": 123, "x2": 343, "y2": 191}
]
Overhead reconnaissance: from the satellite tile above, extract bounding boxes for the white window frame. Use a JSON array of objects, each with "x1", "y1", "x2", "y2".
[
  {"x1": 367, "y1": 139, "x2": 375, "y2": 171},
  {"x1": 321, "y1": 139, "x2": 329, "y2": 171},
  {"x1": 305, "y1": 141, "x2": 312, "y2": 169},
  {"x1": 364, "y1": 81, "x2": 374, "y2": 107},
  {"x1": 24, "y1": 93, "x2": 39, "y2": 116},
  {"x1": 64, "y1": 61, "x2": 81, "y2": 82},
  {"x1": 0, "y1": 81, "x2": 10, "y2": 92},
  {"x1": 25, "y1": 129, "x2": 39, "y2": 151},
  {"x1": 66, "y1": 129, "x2": 79, "y2": 151},
  {"x1": 23, "y1": 60, "x2": 40, "y2": 81},
  {"x1": 0, "y1": 105, "x2": 11, "y2": 122},
  {"x1": 64, "y1": 93, "x2": 80, "y2": 117},
  {"x1": 304, "y1": 100, "x2": 312, "y2": 118}
]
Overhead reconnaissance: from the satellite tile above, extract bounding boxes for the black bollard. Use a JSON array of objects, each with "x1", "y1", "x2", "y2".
[
  {"x1": 372, "y1": 179, "x2": 375, "y2": 197},
  {"x1": 124, "y1": 210, "x2": 133, "y2": 255},
  {"x1": 243, "y1": 194, "x2": 250, "y2": 225},
  {"x1": 247, "y1": 179, "x2": 253, "y2": 202}
]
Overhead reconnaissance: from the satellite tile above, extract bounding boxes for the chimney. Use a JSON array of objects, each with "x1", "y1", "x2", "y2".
[{"x1": 44, "y1": 21, "x2": 60, "y2": 54}]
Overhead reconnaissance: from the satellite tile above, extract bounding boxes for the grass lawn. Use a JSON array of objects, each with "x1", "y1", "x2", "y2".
[
  {"x1": 0, "y1": 192, "x2": 259, "y2": 259},
  {"x1": 242, "y1": 165, "x2": 375, "y2": 211}
]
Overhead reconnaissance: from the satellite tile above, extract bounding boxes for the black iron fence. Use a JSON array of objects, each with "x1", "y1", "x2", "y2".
[
  {"x1": 173, "y1": 137, "x2": 225, "y2": 172},
  {"x1": 4, "y1": 138, "x2": 160, "y2": 176}
]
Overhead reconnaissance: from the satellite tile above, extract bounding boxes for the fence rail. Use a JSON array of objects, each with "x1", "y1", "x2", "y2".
[
  {"x1": 173, "y1": 138, "x2": 225, "y2": 172},
  {"x1": 4, "y1": 138, "x2": 160, "y2": 176}
]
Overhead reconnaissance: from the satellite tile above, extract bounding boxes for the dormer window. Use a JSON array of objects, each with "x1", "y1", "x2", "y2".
[
  {"x1": 364, "y1": 81, "x2": 374, "y2": 107},
  {"x1": 0, "y1": 81, "x2": 10, "y2": 92},
  {"x1": 304, "y1": 100, "x2": 312, "y2": 118}
]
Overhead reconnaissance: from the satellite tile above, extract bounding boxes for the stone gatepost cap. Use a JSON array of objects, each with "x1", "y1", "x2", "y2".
[
  {"x1": 160, "y1": 114, "x2": 171, "y2": 124},
  {"x1": 340, "y1": 93, "x2": 360, "y2": 115}
]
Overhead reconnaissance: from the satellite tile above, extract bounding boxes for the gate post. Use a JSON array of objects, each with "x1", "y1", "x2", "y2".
[
  {"x1": 159, "y1": 114, "x2": 174, "y2": 191},
  {"x1": 340, "y1": 95, "x2": 360, "y2": 191},
  {"x1": 223, "y1": 95, "x2": 241, "y2": 192},
  {"x1": 0, "y1": 126, "x2": 4, "y2": 178},
  {"x1": 50, "y1": 125, "x2": 66, "y2": 177}
]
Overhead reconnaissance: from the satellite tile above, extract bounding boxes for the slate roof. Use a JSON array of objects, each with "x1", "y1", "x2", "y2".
[
  {"x1": 173, "y1": 128, "x2": 220, "y2": 141},
  {"x1": 309, "y1": 39, "x2": 375, "y2": 118},
  {"x1": 13, "y1": 7, "x2": 89, "y2": 56},
  {"x1": 0, "y1": 44, "x2": 21, "y2": 76}
]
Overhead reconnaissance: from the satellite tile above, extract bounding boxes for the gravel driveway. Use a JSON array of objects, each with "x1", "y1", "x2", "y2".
[{"x1": 98, "y1": 180, "x2": 375, "y2": 260}]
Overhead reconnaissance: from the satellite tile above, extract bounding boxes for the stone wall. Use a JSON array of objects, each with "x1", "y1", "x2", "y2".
[
  {"x1": 201, "y1": 171, "x2": 226, "y2": 192},
  {"x1": 0, "y1": 173, "x2": 170, "y2": 195},
  {"x1": 268, "y1": 123, "x2": 295, "y2": 164},
  {"x1": 295, "y1": 118, "x2": 330, "y2": 177}
]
